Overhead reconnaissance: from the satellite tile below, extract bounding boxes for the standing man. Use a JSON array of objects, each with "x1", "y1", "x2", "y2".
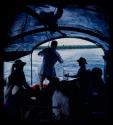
[{"x1": 38, "y1": 40, "x2": 63, "y2": 89}]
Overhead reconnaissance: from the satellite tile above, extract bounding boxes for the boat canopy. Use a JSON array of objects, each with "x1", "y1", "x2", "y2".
[{"x1": 3, "y1": 1, "x2": 110, "y2": 61}]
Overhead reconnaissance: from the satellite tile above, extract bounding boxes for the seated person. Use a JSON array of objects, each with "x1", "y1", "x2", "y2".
[{"x1": 65, "y1": 57, "x2": 91, "y2": 87}]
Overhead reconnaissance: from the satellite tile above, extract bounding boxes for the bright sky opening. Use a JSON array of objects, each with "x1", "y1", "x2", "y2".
[{"x1": 41, "y1": 38, "x2": 96, "y2": 46}]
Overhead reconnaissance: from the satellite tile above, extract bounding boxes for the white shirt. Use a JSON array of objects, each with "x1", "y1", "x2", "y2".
[{"x1": 38, "y1": 47, "x2": 63, "y2": 77}]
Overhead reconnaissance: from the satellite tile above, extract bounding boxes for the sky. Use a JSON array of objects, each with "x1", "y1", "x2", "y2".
[{"x1": 41, "y1": 38, "x2": 96, "y2": 46}]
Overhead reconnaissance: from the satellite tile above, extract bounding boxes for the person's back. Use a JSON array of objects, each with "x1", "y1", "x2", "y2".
[
  {"x1": 8, "y1": 67, "x2": 26, "y2": 87},
  {"x1": 8, "y1": 60, "x2": 29, "y2": 88},
  {"x1": 89, "y1": 67, "x2": 106, "y2": 112},
  {"x1": 91, "y1": 67, "x2": 105, "y2": 94},
  {"x1": 40, "y1": 47, "x2": 63, "y2": 69},
  {"x1": 38, "y1": 40, "x2": 63, "y2": 88},
  {"x1": 5, "y1": 60, "x2": 30, "y2": 120}
]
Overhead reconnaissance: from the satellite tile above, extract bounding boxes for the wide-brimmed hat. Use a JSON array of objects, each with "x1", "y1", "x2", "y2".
[
  {"x1": 77, "y1": 57, "x2": 87, "y2": 64},
  {"x1": 14, "y1": 59, "x2": 26, "y2": 67}
]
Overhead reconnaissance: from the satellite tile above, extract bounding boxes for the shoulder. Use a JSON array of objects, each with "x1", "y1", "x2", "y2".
[{"x1": 38, "y1": 48, "x2": 49, "y2": 55}]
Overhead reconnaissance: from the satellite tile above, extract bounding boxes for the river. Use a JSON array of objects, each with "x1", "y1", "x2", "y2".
[{"x1": 4, "y1": 48, "x2": 104, "y2": 86}]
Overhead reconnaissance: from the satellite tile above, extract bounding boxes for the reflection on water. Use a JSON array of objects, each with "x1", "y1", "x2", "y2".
[{"x1": 4, "y1": 48, "x2": 104, "y2": 86}]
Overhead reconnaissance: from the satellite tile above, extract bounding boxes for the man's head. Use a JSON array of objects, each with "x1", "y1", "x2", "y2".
[
  {"x1": 92, "y1": 67, "x2": 102, "y2": 79},
  {"x1": 14, "y1": 59, "x2": 26, "y2": 69},
  {"x1": 51, "y1": 40, "x2": 58, "y2": 48},
  {"x1": 77, "y1": 57, "x2": 87, "y2": 66}
]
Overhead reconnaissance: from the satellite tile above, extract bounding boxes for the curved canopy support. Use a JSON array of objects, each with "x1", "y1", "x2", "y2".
[{"x1": 3, "y1": 3, "x2": 110, "y2": 61}]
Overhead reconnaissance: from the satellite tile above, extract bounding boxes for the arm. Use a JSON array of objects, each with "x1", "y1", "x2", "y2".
[
  {"x1": 38, "y1": 50, "x2": 44, "y2": 56},
  {"x1": 59, "y1": 57, "x2": 63, "y2": 64},
  {"x1": 38, "y1": 48, "x2": 49, "y2": 56},
  {"x1": 57, "y1": 52, "x2": 63, "y2": 63},
  {"x1": 38, "y1": 48, "x2": 47, "y2": 56}
]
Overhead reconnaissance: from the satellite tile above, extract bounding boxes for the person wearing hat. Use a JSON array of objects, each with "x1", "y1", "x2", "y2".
[
  {"x1": 76, "y1": 57, "x2": 89, "y2": 82},
  {"x1": 6, "y1": 59, "x2": 31, "y2": 97},
  {"x1": 65, "y1": 57, "x2": 91, "y2": 102},
  {"x1": 38, "y1": 40, "x2": 63, "y2": 89},
  {"x1": 65, "y1": 57, "x2": 91, "y2": 88},
  {"x1": 5, "y1": 59, "x2": 31, "y2": 120},
  {"x1": 8, "y1": 59, "x2": 29, "y2": 88},
  {"x1": 65, "y1": 57, "x2": 88, "y2": 79}
]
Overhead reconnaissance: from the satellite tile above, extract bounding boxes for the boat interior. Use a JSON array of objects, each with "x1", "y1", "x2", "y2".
[{"x1": 0, "y1": 0, "x2": 112, "y2": 123}]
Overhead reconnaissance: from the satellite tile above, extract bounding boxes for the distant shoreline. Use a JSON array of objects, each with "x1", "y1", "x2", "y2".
[{"x1": 37, "y1": 45, "x2": 99, "y2": 49}]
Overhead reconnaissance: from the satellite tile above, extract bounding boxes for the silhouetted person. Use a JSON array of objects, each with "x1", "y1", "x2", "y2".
[
  {"x1": 65, "y1": 57, "x2": 90, "y2": 89},
  {"x1": 7, "y1": 60, "x2": 30, "y2": 93},
  {"x1": 4, "y1": 59, "x2": 31, "y2": 120},
  {"x1": 91, "y1": 67, "x2": 105, "y2": 94},
  {"x1": 38, "y1": 40, "x2": 63, "y2": 89},
  {"x1": 65, "y1": 57, "x2": 91, "y2": 115},
  {"x1": 89, "y1": 67, "x2": 106, "y2": 115}
]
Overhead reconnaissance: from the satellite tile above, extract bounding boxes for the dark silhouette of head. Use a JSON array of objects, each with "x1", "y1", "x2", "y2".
[
  {"x1": 51, "y1": 40, "x2": 58, "y2": 48},
  {"x1": 92, "y1": 67, "x2": 102, "y2": 79},
  {"x1": 14, "y1": 59, "x2": 26, "y2": 69},
  {"x1": 77, "y1": 57, "x2": 87, "y2": 66}
]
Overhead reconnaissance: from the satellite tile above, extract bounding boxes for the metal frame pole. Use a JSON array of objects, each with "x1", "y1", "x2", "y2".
[{"x1": 31, "y1": 52, "x2": 33, "y2": 86}]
